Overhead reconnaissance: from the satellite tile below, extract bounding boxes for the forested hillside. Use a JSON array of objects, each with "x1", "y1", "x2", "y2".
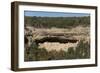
[{"x1": 24, "y1": 16, "x2": 90, "y2": 28}]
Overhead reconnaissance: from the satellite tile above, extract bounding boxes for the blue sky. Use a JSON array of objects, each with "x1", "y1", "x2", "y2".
[{"x1": 24, "y1": 11, "x2": 90, "y2": 17}]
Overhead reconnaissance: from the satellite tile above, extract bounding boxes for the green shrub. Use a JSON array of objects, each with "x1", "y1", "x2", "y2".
[
  {"x1": 65, "y1": 47, "x2": 76, "y2": 59},
  {"x1": 75, "y1": 40, "x2": 90, "y2": 59}
]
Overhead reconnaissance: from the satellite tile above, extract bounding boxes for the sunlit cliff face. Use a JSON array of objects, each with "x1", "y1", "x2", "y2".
[
  {"x1": 38, "y1": 42, "x2": 79, "y2": 52},
  {"x1": 24, "y1": 26, "x2": 90, "y2": 51}
]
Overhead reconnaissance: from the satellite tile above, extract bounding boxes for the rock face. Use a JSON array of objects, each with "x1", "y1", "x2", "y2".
[
  {"x1": 24, "y1": 26, "x2": 90, "y2": 51},
  {"x1": 34, "y1": 36, "x2": 78, "y2": 51},
  {"x1": 38, "y1": 42, "x2": 79, "y2": 52}
]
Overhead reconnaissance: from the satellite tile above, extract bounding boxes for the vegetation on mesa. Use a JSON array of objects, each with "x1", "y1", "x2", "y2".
[{"x1": 25, "y1": 16, "x2": 90, "y2": 28}]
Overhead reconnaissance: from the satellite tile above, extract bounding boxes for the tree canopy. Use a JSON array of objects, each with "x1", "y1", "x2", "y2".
[{"x1": 24, "y1": 16, "x2": 90, "y2": 28}]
